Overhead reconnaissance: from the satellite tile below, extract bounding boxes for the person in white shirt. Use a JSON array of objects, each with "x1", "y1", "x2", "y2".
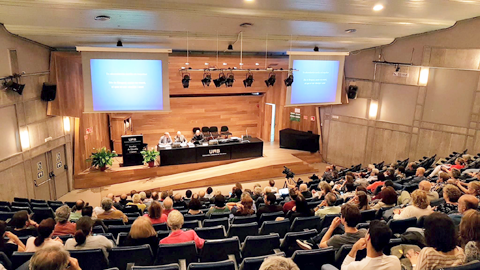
[
  {"x1": 159, "y1": 132, "x2": 172, "y2": 145},
  {"x1": 393, "y1": 189, "x2": 433, "y2": 220},
  {"x1": 342, "y1": 220, "x2": 401, "y2": 270}
]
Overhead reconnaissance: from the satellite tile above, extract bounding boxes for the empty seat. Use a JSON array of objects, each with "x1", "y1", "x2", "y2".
[
  {"x1": 152, "y1": 223, "x2": 168, "y2": 231},
  {"x1": 132, "y1": 264, "x2": 180, "y2": 270},
  {"x1": 292, "y1": 248, "x2": 335, "y2": 270},
  {"x1": 70, "y1": 249, "x2": 108, "y2": 270},
  {"x1": 239, "y1": 253, "x2": 286, "y2": 270},
  {"x1": 209, "y1": 212, "x2": 230, "y2": 219},
  {"x1": 195, "y1": 225, "x2": 226, "y2": 240},
  {"x1": 241, "y1": 234, "x2": 280, "y2": 258},
  {"x1": 320, "y1": 214, "x2": 341, "y2": 229},
  {"x1": 188, "y1": 260, "x2": 235, "y2": 270},
  {"x1": 11, "y1": 206, "x2": 32, "y2": 214},
  {"x1": 360, "y1": 209, "x2": 376, "y2": 223},
  {"x1": 92, "y1": 225, "x2": 106, "y2": 234},
  {"x1": 11, "y1": 251, "x2": 34, "y2": 269},
  {"x1": 183, "y1": 220, "x2": 200, "y2": 230},
  {"x1": 387, "y1": 217, "x2": 417, "y2": 235},
  {"x1": 30, "y1": 199, "x2": 46, "y2": 204},
  {"x1": 108, "y1": 225, "x2": 132, "y2": 238},
  {"x1": 290, "y1": 216, "x2": 321, "y2": 232},
  {"x1": 209, "y1": 127, "x2": 219, "y2": 139},
  {"x1": 220, "y1": 126, "x2": 232, "y2": 136},
  {"x1": 201, "y1": 127, "x2": 210, "y2": 137},
  {"x1": 102, "y1": 219, "x2": 125, "y2": 226},
  {"x1": 109, "y1": 244, "x2": 154, "y2": 270},
  {"x1": 127, "y1": 217, "x2": 137, "y2": 225},
  {"x1": 155, "y1": 241, "x2": 198, "y2": 266},
  {"x1": 116, "y1": 232, "x2": 129, "y2": 246},
  {"x1": 200, "y1": 237, "x2": 241, "y2": 263},
  {"x1": 13, "y1": 198, "x2": 29, "y2": 203},
  {"x1": 30, "y1": 202, "x2": 49, "y2": 208},
  {"x1": 125, "y1": 212, "x2": 140, "y2": 217},
  {"x1": 334, "y1": 244, "x2": 366, "y2": 268},
  {"x1": 259, "y1": 219, "x2": 290, "y2": 238},
  {"x1": 231, "y1": 215, "x2": 257, "y2": 224},
  {"x1": 227, "y1": 222, "x2": 258, "y2": 242},
  {"x1": 203, "y1": 217, "x2": 229, "y2": 229},
  {"x1": 64, "y1": 201, "x2": 76, "y2": 208},
  {"x1": 11, "y1": 202, "x2": 30, "y2": 208},
  {"x1": 0, "y1": 202, "x2": 10, "y2": 207},
  {"x1": 258, "y1": 211, "x2": 284, "y2": 225},
  {"x1": 48, "y1": 203, "x2": 64, "y2": 212},
  {"x1": 184, "y1": 213, "x2": 206, "y2": 222},
  {"x1": 0, "y1": 206, "x2": 11, "y2": 213},
  {"x1": 32, "y1": 207, "x2": 55, "y2": 223},
  {"x1": 280, "y1": 229, "x2": 318, "y2": 257}
]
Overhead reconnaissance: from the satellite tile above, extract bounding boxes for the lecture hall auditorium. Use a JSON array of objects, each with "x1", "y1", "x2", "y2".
[{"x1": 1, "y1": 1, "x2": 480, "y2": 270}]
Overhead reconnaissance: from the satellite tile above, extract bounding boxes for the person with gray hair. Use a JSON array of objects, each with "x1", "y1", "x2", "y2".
[
  {"x1": 96, "y1": 197, "x2": 128, "y2": 223},
  {"x1": 259, "y1": 256, "x2": 299, "y2": 270},
  {"x1": 52, "y1": 205, "x2": 76, "y2": 236},
  {"x1": 28, "y1": 245, "x2": 81, "y2": 270}
]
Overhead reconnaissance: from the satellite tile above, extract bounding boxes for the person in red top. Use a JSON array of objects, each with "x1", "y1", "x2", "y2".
[
  {"x1": 160, "y1": 210, "x2": 205, "y2": 249},
  {"x1": 162, "y1": 197, "x2": 174, "y2": 217},
  {"x1": 283, "y1": 189, "x2": 297, "y2": 214},
  {"x1": 143, "y1": 201, "x2": 168, "y2": 224},
  {"x1": 52, "y1": 205, "x2": 76, "y2": 236},
  {"x1": 429, "y1": 158, "x2": 465, "y2": 178}
]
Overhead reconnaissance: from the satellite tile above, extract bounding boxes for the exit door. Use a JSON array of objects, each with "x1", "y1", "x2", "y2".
[{"x1": 31, "y1": 145, "x2": 69, "y2": 200}]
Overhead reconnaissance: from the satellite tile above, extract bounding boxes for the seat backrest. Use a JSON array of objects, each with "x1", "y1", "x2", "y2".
[
  {"x1": 109, "y1": 244, "x2": 154, "y2": 270},
  {"x1": 280, "y1": 229, "x2": 318, "y2": 257},
  {"x1": 108, "y1": 225, "x2": 132, "y2": 238},
  {"x1": 183, "y1": 220, "x2": 200, "y2": 230},
  {"x1": 292, "y1": 248, "x2": 336, "y2": 270},
  {"x1": 117, "y1": 232, "x2": 129, "y2": 246},
  {"x1": 203, "y1": 217, "x2": 229, "y2": 230},
  {"x1": 209, "y1": 126, "x2": 218, "y2": 133},
  {"x1": 48, "y1": 203, "x2": 63, "y2": 212},
  {"x1": 201, "y1": 127, "x2": 210, "y2": 133},
  {"x1": 30, "y1": 202, "x2": 49, "y2": 208},
  {"x1": 125, "y1": 212, "x2": 140, "y2": 217},
  {"x1": 0, "y1": 212, "x2": 14, "y2": 221},
  {"x1": 152, "y1": 223, "x2": 168, "y2": 231},
  {"x1": 64, "y1": 201, "x2": 76, "y2": 208},
  {"x1": 430, "y1": 198, "x2": 446, "y2": 207},
  {"x1": 209, "y1": 212, "x2": 230, "y2": 219},
  {"x1": 92, "y1": 225, "x2": 105, "y2": 234},
  {"x1": 258, "y1": 211, "x2": 284, "y2": 225},
  {"x1": 11, "y1": 206, "x2": 31, "y2": 214},
  {"x1": 220, "y1": 126, "x2": 229, "y2": 132},
  {"x1": 242, "y1": 234, "x2": 280, "y2": 258},
  {"x1": 259, "y1": 219, "x2": 290, "y2": 238},
  {"x1": 57, "y1": 234, "x2": 73, "y2": 243},
  {"x1": 0, "y1": 206, "x2": 11, "y2": 213},
  {"x1": 200, "y1": 237, "x2": 241, "y2": 263},
  {"x1": 0, "y1": 251, "x2": 11, "y2": 270},
  {"x1": 11, "y1": 251, "x2": 34, "y2": 269},
  {"x1": 239, "y1": 253, "x2": 286, "y2": 270},
  {"x1": 0, "y1": 202, "x2": 10, "y2": 207},
  {"x1": 13, "y1": 198, "x2": 29, "y2": 203},
  {"x1": 227, "y1": 222, "x2": 258, "y2": 242},
  {"x1": 194, "y1": 225, "x2": 226, "y2": 240},
  {"x1": 335, "y1": 244, "x2": 366, "y2": 268},
  {"x1": 360, "y1": 209, "x2": 377, "y2": 223},
  {"x1": 32, "y1": 207, "x2": 55, "y2": 223},
  {"x1": 95, "y1": 233, "x2": 116, "y2": 243},
  {"x1": 103, "y1": 219, "x2": 125, "y2": 226},
  {"x1": 231, "y1": 215, "x2": 257, "y2": 224},
  {"x1": 123, "y1": 205, "x2": 141, "y2": 214},
  {"x1": 184, "y1": 213, "x2": 206, "y2": 222},
  {"x1": 132, "y1": 263, "x2": 180, "y2": 270},
  {"x1": 69, "y1": 249, "x2": 108, "y2": 270},
  {"x1": 320, "y1": 214, "x2": 341, "y2": 229},
  {"x1": 387, "y1": 217, "x2": 417, "y2": 235},
  {"x1": 156, "y1": 241, "x2": 197, "y2": 266},
  {"x1": 188, "y1": 260, "x2": 235, "y2": 270},
  {"x1": 290, "y1": 216, "x2": 321, "y2": 232}
]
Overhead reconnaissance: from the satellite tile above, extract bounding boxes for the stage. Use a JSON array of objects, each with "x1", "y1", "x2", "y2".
[{"x1": 64, "y1": 143, "x2": 324, "y2": 204}]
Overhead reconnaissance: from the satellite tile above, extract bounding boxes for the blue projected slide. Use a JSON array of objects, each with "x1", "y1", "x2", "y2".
[
  {"x1": 291, "y1": 60, "x2": 340, "y2": 104},
  {"x1": 90, "y1": 59, "x2": 163, "y2": 111}
]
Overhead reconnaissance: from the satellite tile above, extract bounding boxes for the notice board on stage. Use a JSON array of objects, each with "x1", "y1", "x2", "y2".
[{"x1": 121, "y1": 135, "x2": 144, "y2": 167}]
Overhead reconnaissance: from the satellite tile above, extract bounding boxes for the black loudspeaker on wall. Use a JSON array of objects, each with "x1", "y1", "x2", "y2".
[
  {"x1": 347, "y1": 85, "x2": 358, "y2": 99},
  {"x1": 41, "y1": 83, "x2": 57, "y2": 101}
]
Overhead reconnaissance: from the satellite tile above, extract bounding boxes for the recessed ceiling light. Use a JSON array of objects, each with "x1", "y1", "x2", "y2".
[
  {"x1": 245, "y1": 0, "x2": 254, "y2": 2},
  {"x1": 95, "y1": 15, "x2": 111, "y2": 21},
  {"x1": 373, "y1": 4, "x2": 384, "y2": 11},
  {"x1": 345, "y1": 29, "x2": 356, "y2": 34}
]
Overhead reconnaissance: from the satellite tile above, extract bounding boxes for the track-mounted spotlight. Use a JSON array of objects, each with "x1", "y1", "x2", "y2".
[
  {"x1": 265, "y1": 72, "x2": 276, "y2": 87},
  {"x1": 4, "y1": 78, "x2": 24, "y2": 95},
  {"x1": 313, "y1": 46, "x2": 319, "y2": 52},
  {"x1": 284, "y1": 74, "x2": 294, "y2": 87},
  {"x1": 214, "y1": 72, "x2": 227, "y2": 88},
  {"x1": 227, "y1": 44, "x2": 233, "y2": 50},
  {"x1": 225, "y1": 72, "x2": 235, "y2": 87},
  {"x1": 243, "y1": 72, "x2": 254, "y2": 88},
  {"x1": 117, "y1": 40, "x2": 123, "y2": 47},
  {"x1": 181, "y1": 73, "x2": 191, "y2": 88},
  {"x1": 201, "y1": 71, "x2": 212, "y2": 87}
]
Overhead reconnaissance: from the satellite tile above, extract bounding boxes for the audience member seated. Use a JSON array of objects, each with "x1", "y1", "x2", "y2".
[
  {"x1": 230, "y1": 194, "x2": 255, "y2": 216},
  {"x1": 348, "y1": 191, "x2": 370, "y2": 211},
  {"x1": 314, "y1": 192, "x2": 341, "y2": 218},
  {"x1": 163, "y1": 197, "x2": 174, "y2": 216},
  {"x1": 418, "y1": 181, "x2": 439, "y2": 202},
  {"x1": 287, "y1": 194, "x2": 314, "y2": 221},
  {"x1": 160, "y1": 210, "x2": 205, "y2": 249},
  {"x1": 405, "y1": 162, "x2": 418, "y2": 177},
  {"x1": 124, "y1": 216, "x2": 159, "y2": 255},
  {"x1": 198, "y1": 190, "x2": 210, "y2": 204},
  {"x1": 457, "y1": 181, "x2": 480, "y2": 198},
  {"x1": 206, "y1": 194, "x2": 231, "y2": 217},
  {"x1": 228, "y1": 188, "x2": 243, "y2": 203},
  {"x1": 127, "y1": 193, "x2": 147, "y2": 213},
  {"x1": 395, "y1": 166, "x2": 406, "y2": 179},
  {"x1": 29, "y1": 246, "x2": 82, "y2": 270},
  {"x1": 428, "y1": 158, "x2": 465, "y2": 178},
  {"x1": 449, "y1": 195, "x2": 479, "y2": 226},
  {"x1": 372, "y1": 180, "x2": 394, "y2": 201},
  {"x1": 10, "y1": 210, "x2": 39, "y2": 237},
  {"x1": 297, "y1": 204, "x2": 365, "y2": 250},
  {"x1": 313, "y1": 181, "x2": 333, "y2": 200},
  {"x1": 144, "y1": 201, "x2": 168, "y2": 224},
  {"x1": 0, "y1": 220, "x2": 25, "y2": 258},
  {"x1": 356, "y1": 169, "x2": 378, "y2": 187},
  {"x1": 283, "y1": 189, "x2": 297, "y2": 213},
  {"x1": 437, "y1": 184, "x2": 461, "y2": 214},
  {"x1": 204, "y1": 187, "x2": 214, "y2": 200},
  {"x1": 96, "y1": 197, "x2": 128, "y2": 223},
  {"x1": 252, "y1": 187, "x2": 263, "y2": 201},
  {"x1": 172, "y1": 193, "x2": 187, "y2": 209},
  {"x1": 299, "y1": 184, "x2": 312, "y2": 198},
  {"x1": 257, "y1": 193, "x2": 283, "y2": 218},
  {"x1": 341, "y1": 220, "x2": 401, "y2": 270},
  {"x1": 406, "y1": 212, "x2": 465, "y2": 270},
  {"x1": 393, "y1": 190, "x2": 433, "y2": 220},
  {"x1": 268, "y1": 179, "x2": 278, "y2": 194},
  {"x1": 321, "y1": 164, "x2": 338, "y2": 182},
  {"x1": 412, "y1": 167, "x2": 426, "y2": 184},
  {"x1": 70, "y1": 200, "x2": 87, "y2": 220},
  {"x1": 25, "y1": 218, "x2": 63, "y2": 252},
  {"x1": 186, "y1": 197, "x2": 203, "y2": 215},
  {"x1": 81, "y1": 206, "x2": 107, "y2": 232},
  {"x1": 459, "y1": 209, "x2": 480, "y2": 263},
  {"x1": 64, "y1": 216, "x2": 114, "y2": 257},
  {"x1": 143, "y1": 191, "x2": 154, "y2": 206},
  {"x1": 371, "y1": 186, "x2": 397, "y2": 210},
  {"x1": 259, "y1": 256, "x2": 299, "y2": 270},
  {"x1": 52, "y1": 205, "x2": 76, "y2": 236}
]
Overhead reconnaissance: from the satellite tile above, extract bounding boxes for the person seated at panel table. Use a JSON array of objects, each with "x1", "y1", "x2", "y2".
[
  {"x1": 158, "y1": 132, "x2": 172, "y2": 145},
  {"x1": 174, "y1": 131, "x2": 187, "y2": 143},
  {"x1": 191, "y1": 130, "x2": 205, "y2": 144}
]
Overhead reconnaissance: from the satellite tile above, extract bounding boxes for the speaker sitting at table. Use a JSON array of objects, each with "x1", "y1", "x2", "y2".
[
  {"x1": 191, "y1": 130, "x2": 205, "y2": 144},
  {"x1": 174, "y1": 131, "x2": 187, "y2": 143},
  {"x1": 159, "y1": 132, "x2": 173, "y2": 145}
]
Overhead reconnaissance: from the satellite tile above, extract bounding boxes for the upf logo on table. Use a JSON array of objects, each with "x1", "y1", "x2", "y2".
[{"x1": 203, "y1": 149, "x2": 226, "y2": 157}]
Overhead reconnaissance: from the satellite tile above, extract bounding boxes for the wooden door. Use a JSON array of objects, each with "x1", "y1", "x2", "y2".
[
  {"x1": 31, "y1": 154, "x2": 52, "y2": 200},
  {"x1": 49, "y1": 145, "x2": 69, "y2": 199}
]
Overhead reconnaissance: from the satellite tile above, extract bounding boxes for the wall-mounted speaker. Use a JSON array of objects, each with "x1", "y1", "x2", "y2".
[
  {"x1": 41, "y1": 83, "x2": 56, "y2": 101},
  {"x1": 347, "y1": 85, "x2": 358, "y2": 99}
]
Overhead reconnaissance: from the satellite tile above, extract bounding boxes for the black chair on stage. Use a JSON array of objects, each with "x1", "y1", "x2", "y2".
[
  {"x1": 201, "y1": 127, "x2": 210, "y2": 137},
  {"x1": 220, "y1": 126, "x2": 232, "y2": 137},
  {"x1": 209, "y1": 126, "x2": 219, "y2": 138}
]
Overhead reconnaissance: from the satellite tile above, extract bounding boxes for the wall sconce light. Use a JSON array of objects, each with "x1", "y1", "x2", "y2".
[
  {"x1": 63, "y1": 117, "x2": 71, "y2": 132},
  {"x1": 419, "y1": 67, "x2": 429, "y2": 86},
  {"x1": 20, "y1": 127, "x2": 30, "y2": 150},
  {"x1": 369, "y1": 100, "x2": 378, "y2": 119}
]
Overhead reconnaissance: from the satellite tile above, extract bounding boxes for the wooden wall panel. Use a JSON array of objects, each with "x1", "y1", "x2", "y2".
[
  {"x1": 415, "y1": 129, "x2": 467, "y2": 159},
  {"x1": 370, "y1": 129, "x2": 411, "y2": 165},
  {"x1": 326, "y1": 121, "x2": 368, "y2": 166}
]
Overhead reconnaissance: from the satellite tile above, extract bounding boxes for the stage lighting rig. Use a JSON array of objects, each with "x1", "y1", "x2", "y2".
[
  {"x1": 265, "y1": 72, "x2": 276, "y2": 87},
  {"x1": 225, "y1": 72, "x2": 235, "y2": 87},
  {"x1": 2, "y1": 77, "x2": 24, "y2": 95},
  {"x1": 214, "y1": 72, "x2": 227, "y2": 87},
  {"x1": 201, "y1": 70, "x2": 212, "y2": 87},
  {"x1": 284, "y1": 74, "x2": 294, "y2": 87},
  {"x1": 243, "y1": 72, "x2": 254, "y2": 88},
  {"x1": 181, "y1": 72, "x2": 191, "y2": 88}
]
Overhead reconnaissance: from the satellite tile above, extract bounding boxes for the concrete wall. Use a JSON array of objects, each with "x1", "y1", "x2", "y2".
[
  {"x1": 0, "y1": 25, "x2": 74, "y2": 201},
  {"x1": 322, "y1": 18, "x2": 480, "y2": 167}
]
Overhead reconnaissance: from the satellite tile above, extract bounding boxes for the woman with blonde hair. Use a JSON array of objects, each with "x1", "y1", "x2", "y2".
[
  {"x1": 393, "y1": 189, "x2": 433, "y2": 220},
  {"x1": 124, "y1": 216, "x2": 158, "y2": 254},
  {"x1": 127, "y1": 193, "x2": 147, "y2": 213},
  {"x1": 457, "y1": 181, "x2": 480, "y2": 197},
  {"x1": 313, "y1": 181, "x2": 332, "y2": 200},
  {"x1": 231, "y1": 194, "x2": 255, "y2": 216},
  {"x1": 459, "y1": 209, "x2": 480, "y2": 263},
  {"x1": 160, "y1": 210, "x2": 205, "y2": 249},
  {"x1": 144, "y1": 201, "x2": 167, "y2": 224}
]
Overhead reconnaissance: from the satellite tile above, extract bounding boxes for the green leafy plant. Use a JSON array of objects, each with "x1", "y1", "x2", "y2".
[
  {"x1": 87, "y1": 147, "x2": 118, "y2": 169},
  {"x1": 141, "y1": 149, "x2": 160, "y2": 164}
]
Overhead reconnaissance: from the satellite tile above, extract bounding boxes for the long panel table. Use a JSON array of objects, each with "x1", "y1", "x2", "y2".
[{"x1": 159, "y1": 137, "x2": 264, "y2": 166}]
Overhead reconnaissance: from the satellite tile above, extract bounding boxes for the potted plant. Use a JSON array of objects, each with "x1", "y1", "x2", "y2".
[
  {"x1": 141, "y1": 149, "x2": 160, "y2": 167},
  {"x1": 87, "y1": 147, "x2": 118, "y2": 171}
]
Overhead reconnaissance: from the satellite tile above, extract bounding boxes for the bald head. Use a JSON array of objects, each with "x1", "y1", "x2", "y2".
[
  {"x1": 173, "y1": 193, "x2": 182, "y2": 201},
  {"x1": 299, "y1": 184, "x2": 308, "y2": 192},
  {"x1": 107, "y1": 193, "x2": 114, "y2": 200},
  {"x1": 419, "y1": 181, "x2": 432, "y2": 192},
  {"x1": 458, "y1": 195, "x2": 479, "y2": 214}
]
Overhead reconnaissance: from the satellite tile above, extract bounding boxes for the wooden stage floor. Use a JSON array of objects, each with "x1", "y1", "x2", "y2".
[{"x1": 61, "y1": 143, "x2": 325, "y2": 204}]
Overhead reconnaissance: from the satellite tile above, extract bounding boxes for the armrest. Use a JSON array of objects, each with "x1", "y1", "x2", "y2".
[
  {"x1": 179, "y1": 259, "x2": 187, "y2": 270},
  {"x1": 321, "y1": 264, "x2": 339, "y2": 270},
  {"x1": 227, "y1": 254, "x2": 238, "y2": 270}
]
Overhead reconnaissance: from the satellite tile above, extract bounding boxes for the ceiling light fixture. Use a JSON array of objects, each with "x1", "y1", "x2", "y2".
[
  {"x1": 225, "y1": 71, "x2": 235, "y2": 87},
  {"x1": 95, "y1": 15, "x2": 111, "y2": 21},
  {"x1": 214, "y1": 72, "x2": 227, "y2": 88},
  {"x1": 181, "y1": 72, "x2": 191, "y2": 88},
  {"x1": 3, "y1": 77, "x2": 25, "y2": 95},
  {"x1": 313, "y1": 46, "x2": 319, "y2": 52},
  {"x1": 228, "y1": 44, "x2": 233, "y2": 50},
  {"x1": 265, "y1": 72, "x2": 276, "y2": 87},
  {"x1": 116, "y1": 40, "x2": 123, "y2": 47},
  {"x1": 373, "y1": 4, "x2": 384, "y2": 11},
  {"x1": 284, "y1": 73, "x2": 294, "y2": 87},
  {"x1": 243, "y1": 72, "x2": 254, "y2": 88}
]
